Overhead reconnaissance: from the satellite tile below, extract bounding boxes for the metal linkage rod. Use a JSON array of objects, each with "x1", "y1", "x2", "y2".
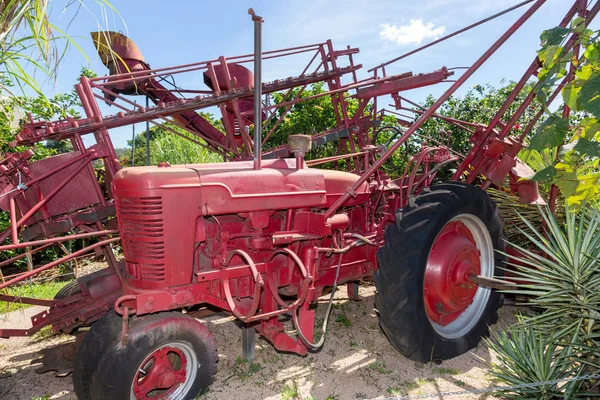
[
  {"x1": 324, "y1": 0, "x2": 546, "y2": 219},
  {"x1": 368, "y1": 0, "x2": 536, "y2": 73},
  {"x1": 0, "y1": 237, "x2": 120, "y2": 291}
]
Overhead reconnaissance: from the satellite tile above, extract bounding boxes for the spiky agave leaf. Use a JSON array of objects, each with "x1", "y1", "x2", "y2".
[
  {"x1": 490, "y1": 202, "x2": 600, "y2": 396},
  {"x1": 487, "y1": 323, "x2": 588, "y2": 399},
  {"x1": 504, "y1": 203, "x2": 600, "y2": 331},
  {"x1": 487, "y1": 187, "x2": 564, "y2": 246}
]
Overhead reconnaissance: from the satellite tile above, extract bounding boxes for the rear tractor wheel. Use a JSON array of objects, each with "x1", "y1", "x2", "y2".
[
  {"x1": 73, "y1": 311, "x2": 218, "y2": 400},
  {"x1": 375, "y1": 182, "x2": 505, "y2": 363}
]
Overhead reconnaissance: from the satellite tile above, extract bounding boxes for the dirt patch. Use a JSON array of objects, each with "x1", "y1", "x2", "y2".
[{"x1": 0, "y1": 284, "x2": 515, "y2": 400}]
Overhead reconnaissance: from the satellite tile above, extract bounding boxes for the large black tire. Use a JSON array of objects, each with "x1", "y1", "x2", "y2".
[
  {"x1": 72, "y1": 310, "x2": 122, "y2": 399},
  {"x1": 54, "y1": 280, "x2": 82, "y2": 299},
  {"x1": 375, "y1": 182, "x2": 505, "y2": 363},
  {"x1": 73, "y1": 311, "x2": 218, "y2": 400},
  {"x1": 54, "y1": 280, "x2": 84, "y2": 334}
]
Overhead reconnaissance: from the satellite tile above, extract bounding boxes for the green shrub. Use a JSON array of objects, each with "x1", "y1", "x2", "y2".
[{"x1": 488, "y1": 203, "x2": 600, "y2": 398}]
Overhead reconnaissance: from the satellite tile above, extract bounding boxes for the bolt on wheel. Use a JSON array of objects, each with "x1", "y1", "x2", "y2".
[
  {"x1": 375, "y1": 182, "x2": 505, "y2": 362},
  {"x1": 424, "y1": 214, "x2": 494, "y2": 339},
  {"x1": 73, "y1": 311, "x2": 218, "y2": 400},
  {"x1": 131, "y1": 342, "x2": 198, "y2": 400}
]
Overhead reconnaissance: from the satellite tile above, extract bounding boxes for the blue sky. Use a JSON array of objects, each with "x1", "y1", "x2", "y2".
[{"x1": 43, "y1": 0, "x2": 583, "y2": 148}]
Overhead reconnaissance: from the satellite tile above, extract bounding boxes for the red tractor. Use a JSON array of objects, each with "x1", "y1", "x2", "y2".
[{"x1": 0, "y1": 1, "x2": 594, "y2": 399}]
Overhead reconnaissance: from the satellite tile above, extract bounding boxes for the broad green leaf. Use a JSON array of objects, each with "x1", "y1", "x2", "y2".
[
  {"x1": 584, "y1": 42, "x2": 600, "y2": 62},
  {"x1": 555, "y1": 169, "x2": 579, "y2": 197},
  {"x1": 574, "y1": 138, "x2": 600, "y2": 158},
  {"x1": 562, "y1": 82, "x2": 581, "y2": 110},
  {"x1": 582, "y1": 97, "x2": 600, "y2": 116},
  {"x1": 577, "y1": 72, "x2": 600, "y2": 112},
  {"x1": 580, "y1": 118, "x2": 600, "y2": 139},
  {"x1": 537, "y1": 45, "x2": 562, "y2": 65},
  {"x1": 576, "y1": 64, "x2": 593, "y2": 81},
  {"x1": 529, "y1": 115, "x2": 570, "y2": 150},
  {"x1": 529, "y1": 165, "x2": 557, "y2": 181},
  {"x1": 571, "y1": 16, "x2": 586, "y2": 33},
  {"x1": 541, "y1": 27, "x2": 570, "y2": 46}
]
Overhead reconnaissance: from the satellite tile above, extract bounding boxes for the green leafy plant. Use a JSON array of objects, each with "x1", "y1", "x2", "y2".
[
  {"x1": 386, "y1": 382, "x2": 419, "y2": 397},
  {"x1": 0, "y1": 0, "x2": 117, "y2": 98},
  {"x1": 1, "y1": 280, "x2": 70, "y2": 312},
  {"x1": 488, "y1": 203, "x2": 600, "y2": 397},
  {"x1": 124, "y1": 115, "x2": 222, "y2": 167},
  {"x1": 527, "y1": 19, "x2": 600, "y2": 205},
  {"x1": 280, "y1": 381, "x2": 299, "y2": 400},
  {"x1": 368, "y1": 360, "x2": 392, "y2": 374},
  {"x1": 488, "y1": 324, "x2": 589, "y2": 399},
  {"x1": 228, "y1": 356, "x2": 262, "y2": 383},
  {"x1": 487, "y1": 187, "x2": 564, "y2": 246}
]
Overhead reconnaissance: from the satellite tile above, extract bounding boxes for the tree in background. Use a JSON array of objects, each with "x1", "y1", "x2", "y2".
[
  {"x1": 0, "y1": 67, "x2": 97, "y2": 268},
  {"x1": 418, "y1": 81, "x2": 540, "y2": 155},
  {"x1": 121, "y1": 112, "x2": 224, "y2": 166},
  {"x1": 264, "y1": 82, "x2": 342, "y2": 149},
  {"x1": 263, "y1": 82, "x2": 412, "y2": 172},
  {"x1": 1, "y1": 67, "x2": 96, "y2": 158}
]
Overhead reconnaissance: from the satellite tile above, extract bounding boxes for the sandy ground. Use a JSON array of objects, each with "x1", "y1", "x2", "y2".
[{"x1": 0, "y1": 283, "x2": 516, "y2": 400}]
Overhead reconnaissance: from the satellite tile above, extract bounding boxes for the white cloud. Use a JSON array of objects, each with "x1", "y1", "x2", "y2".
[{"x1": 379, "y1": 19, "x2": 446, "y2": 46}]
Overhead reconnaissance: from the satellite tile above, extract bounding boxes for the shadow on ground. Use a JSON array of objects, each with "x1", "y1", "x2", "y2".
[{"x1": 0, "y1": 284, "x2": 516, "y2": 400}]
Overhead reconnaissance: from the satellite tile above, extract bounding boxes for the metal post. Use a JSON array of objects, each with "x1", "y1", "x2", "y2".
[
  {"x1": 131, "y1": 101, "x2": 136, "y2": 167},
  {"x1": 145, "y1": 96, "x2": 150, "y2": 166},
  {"x1": 249, "y1": 8, "x2": 263, "y2": 170},
  {"x1": 242, "y1": 325, "x2": 256, "y2": 361}
]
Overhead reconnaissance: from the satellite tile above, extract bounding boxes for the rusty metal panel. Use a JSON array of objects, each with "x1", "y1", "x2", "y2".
[{"x1": 18, "y1": 151, "x2": 102, "y2": 223}]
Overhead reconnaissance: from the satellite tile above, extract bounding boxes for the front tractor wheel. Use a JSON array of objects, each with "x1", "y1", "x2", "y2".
[
  {"x1": 73, "y1": 311, "x2": 218, "y2": 400},
  {"x1": 375, "y1": 182, "x2": 505, "y2": 363}
]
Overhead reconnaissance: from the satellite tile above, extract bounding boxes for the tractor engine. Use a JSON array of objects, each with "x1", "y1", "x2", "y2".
[{"x1": 112, "y1": 152, "x2": 381, "y2": 353}]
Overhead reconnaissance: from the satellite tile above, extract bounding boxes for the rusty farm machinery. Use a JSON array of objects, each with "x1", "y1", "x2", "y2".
[{"x1": 0, "y1": 1, "x2": 595, "y2": 399}]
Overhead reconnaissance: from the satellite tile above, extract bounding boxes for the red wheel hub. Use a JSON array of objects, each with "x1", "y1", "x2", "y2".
[
  {"x1": 424, "y1": 220, "x2": 481, "y2": 326},
  {"x1": 133, "y1": 346, "x2": 187, "y2": 399}
]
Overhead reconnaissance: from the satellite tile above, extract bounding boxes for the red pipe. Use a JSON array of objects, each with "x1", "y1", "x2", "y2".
[
  {"x1": 0, "y1": 230, "x2": 118, "y2": 252},
  {"x1": 0, "y1": 237, "x2": 120, "y2": 291},
  {"x1": 0, "y1": 243, "x2": 54, "y2": 268},
  {"x1": 9, "y1": 198, "x2": 18, "y2": 244},
  {"x1": 15, "y1": 154, "x2": 94, "y2": 227}
]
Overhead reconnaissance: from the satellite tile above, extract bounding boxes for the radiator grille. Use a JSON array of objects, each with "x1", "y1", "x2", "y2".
[{"x1": 117, "y1": 196, "x2": 166, "y2": 282}]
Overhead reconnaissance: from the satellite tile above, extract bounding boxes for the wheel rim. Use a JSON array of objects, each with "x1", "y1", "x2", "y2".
[
  {"x1": 424, "y1": 213, "x2": 494, "y2": 340},
  {"x1": 130, "y1": 341, "x2": 198, "y2": 400}
]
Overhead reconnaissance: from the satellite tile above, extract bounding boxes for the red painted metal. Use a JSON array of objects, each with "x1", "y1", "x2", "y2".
[
  {"x1": 133, "y1": 346, "x2": 188, "y2": 399},
  {"x1": 0, "y1": 0, "x2": 595, "y2": 365},
  {"x1": 424, "y1": 221, "x2": 480, "y2": 326}
]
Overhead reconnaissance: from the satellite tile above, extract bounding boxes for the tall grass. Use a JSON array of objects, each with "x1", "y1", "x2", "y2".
[
  {"x1": 151, "y1": 132, "x2": 222, "y2": 165},
  {"x1": 0, "y1": 279, "x2": 70, "y2": 313},
  {"x1": 0, "y1": 0, "x2": 118, "y2": 98}
]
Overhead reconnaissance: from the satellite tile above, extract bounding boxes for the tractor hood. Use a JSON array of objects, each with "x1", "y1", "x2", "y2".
[{"x1": 113, "y1": 159, "x2": 369, "y2": 216}]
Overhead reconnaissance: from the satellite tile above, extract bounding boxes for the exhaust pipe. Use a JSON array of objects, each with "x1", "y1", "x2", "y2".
[{"x1": 249, "y1": 8, "x2": 263, "y2": 170}]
